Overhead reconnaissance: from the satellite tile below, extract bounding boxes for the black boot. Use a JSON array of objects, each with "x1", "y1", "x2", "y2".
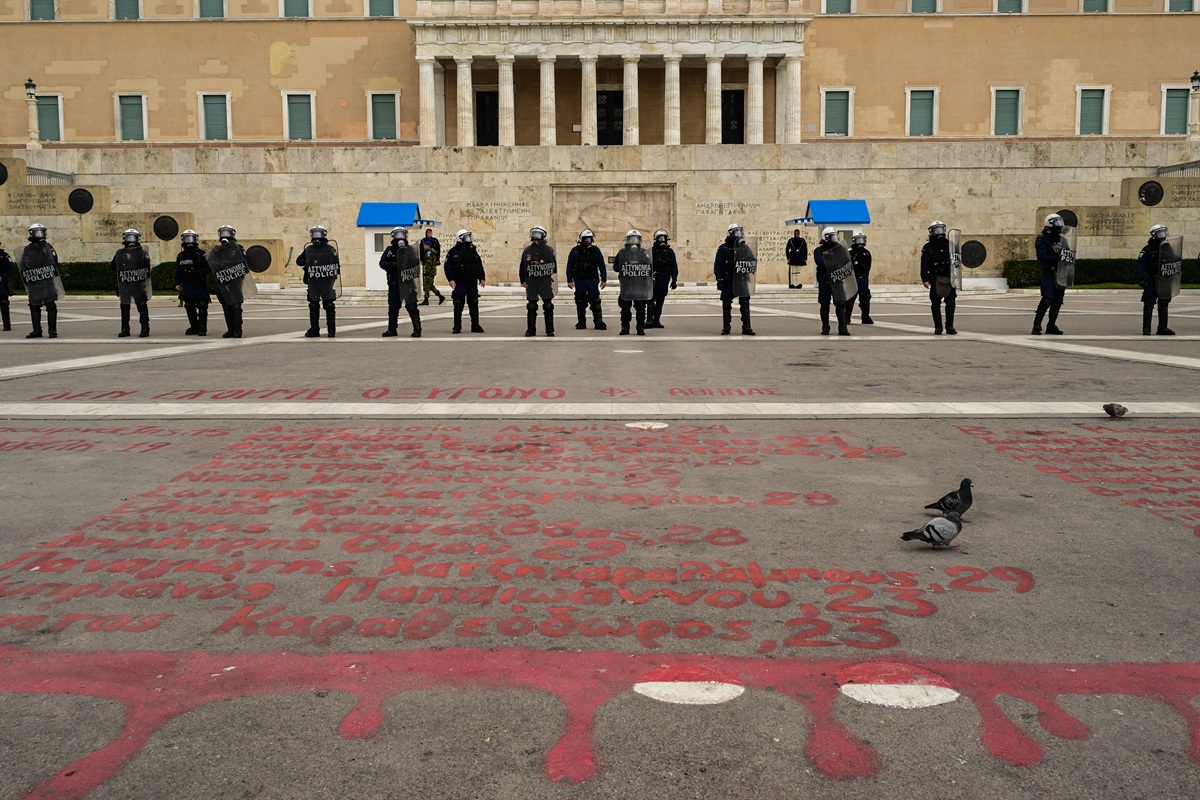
[
  {"x1": 137, "y1": 301, "x2": 150, "y2": 338},
  {"x1": 545, "y1": 305, "x2": 555, "y2": 337},
  {"x1": 1032, "y1": 298, "x2": 1050, "y2": 334},
  {"x1": 305, "y1": 304, "x2": 320, "y2": 337},
  {"x1": 1157, "y1": 300, "x2": 1174, "y2": 335},
  {"x1": 859, "y1": 298, "x2": 874, "y2": 325},
  {"x1": 221, "y1": 304, "x2": 236, "y2": 338},
  {"x1": 383, "y1": 306, "x2": 399, "y2": 337},
  {"x1": 820, "y1": 305, "x2": 831, "y2": 336},
  {"x1": 408, "y1": 305, "x2": 422, "y2": 338},
  {"x1": 420, "y1": 294, "x2": 430, "y2": 306},
  {"x1": 931, "y1": 303, "x2": 943, "y2": 335},
  {"x1": 740, "y1": 298, "x2": 754, "y2": 336},
  {"x1": 721, "y1": 301, "x2": 732, "y2": 335},
  {"x1": 435, "y1": 289, "x2": 446, "y2": 305},
  {"x1": 46, "y1": 303, "x2": 57, "y2": 338},
  {"x1": 635, "y1": 303, "x2": 645, "y2": 336},
  {"x1": 526, "y1": 306, "x2": 537, "y2": 337},
  {"x1": 836, "y1": 304, "x2": 850, "y2": 336},
  {"x1": 1, "y1": 301, "x2": 11, "y2": 331},
  {"x1": 118, "y1": 304, "x2": 131, "y2": 338},
  {"x1": 1142, "y1": 302, "x2": 1154, "y2": 335},
  {"x1": 185, "y1": 302, "x2": 199, "y2": 335},
  {"x1": 468, "y1": 297, "x2": 484, "y2": 333},
  {"x1": 945, "y1": 302, "x2": 957, "y2": 335},
  {"x1": 452, "y1": 297, "x2": 464, "y2": 333},
  {"x1": 26, "y1": 305, "x2": 42, "y2": 338},
  {"x1": 197, "y1": 304, "x2": 208, "y2": 336},
  {"x1": 575, "y1": 301, "x2": 587, "y2": 330},
  {"x1": 231, "y1": 304, "x2": 243, "y2": 338},
  {"x1": 1046, "y1": 302, "x2": 1063, "y2": 335},
  {"x1": 590, "y1": 299, "x2": 606, "y2": 330},
  {"x1": 325, "y1": 303, "x2": 336, "y2": 338}
]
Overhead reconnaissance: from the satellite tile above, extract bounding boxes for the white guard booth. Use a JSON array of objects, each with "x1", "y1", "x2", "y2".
[{"x1": 356, "y1": 202, "x2": 440, "y2": 290}]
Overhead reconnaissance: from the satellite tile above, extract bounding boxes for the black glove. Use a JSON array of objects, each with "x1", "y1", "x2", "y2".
[{"x1": 716, "y1": 279, "x2": 725, "y2": 292}]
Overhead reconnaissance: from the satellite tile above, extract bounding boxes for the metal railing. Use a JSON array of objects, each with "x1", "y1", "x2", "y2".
[
  {"x1": 1156, "y1": 160, "x2": 1200, "y2": 177},
  {"x1": 24, "y1": 166, "x2": 76, "y2": 185}
]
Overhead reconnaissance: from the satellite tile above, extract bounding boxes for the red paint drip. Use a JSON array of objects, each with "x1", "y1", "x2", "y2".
[{"x1": 0, "y1": 646, "x2": 1196, "y2": 798}]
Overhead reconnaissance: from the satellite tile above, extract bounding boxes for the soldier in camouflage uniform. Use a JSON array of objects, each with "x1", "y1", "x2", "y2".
[{"x1": 419, "y1": 228, "x2": 445, "y2": 305}]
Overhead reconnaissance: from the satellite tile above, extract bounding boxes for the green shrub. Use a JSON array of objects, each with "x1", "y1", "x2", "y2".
[{"x1": 1003, "y1": 258, "x2": 1199, "y2": 288}]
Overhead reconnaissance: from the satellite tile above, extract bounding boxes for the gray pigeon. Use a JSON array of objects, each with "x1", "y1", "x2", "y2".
[
  {"x1": 902, "y1": 511, "x2": 963, "y2": 547},
  {"x1": 924, "y1": 478, "x2": 973, "y2": 515}
]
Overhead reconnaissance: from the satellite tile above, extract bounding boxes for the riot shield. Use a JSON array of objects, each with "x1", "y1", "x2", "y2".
[
  {"x1": 395, "y1": 245, "x2": 422, "y2": 304},
  {"x1": 824, "y1": 241, "x2": 857, "y2": 305},
  {"x1": 616, "y1": 246, "x2": 654, "y2": 301},
  {"x1": 730, "y1": 238, "x2": 758, "y2": 298},
  {"x1": 114, "y1": 247, "x2": 154, "y2": 304},
  {"x1": 18, "y1": 242, "x2": 65, "y2": 305},
  {"x1": 948, "y1": 229, "x2": 964, "y2": 291},
  {"x1": 523, "y1": 244, "x2": 558, "y2": 301},
  {"x1": 209, "y1": 241, "x2": 258, "y2": 305},
  {"x1": 1054, "y1": 227, "x2": 1077, "y2": 290},
  {"x1": 1157, "y1": 235, "x2": 1183, "y2": 300},
  {"x1": 303, "y1": 241, "x2": 342, "y2": 302}
]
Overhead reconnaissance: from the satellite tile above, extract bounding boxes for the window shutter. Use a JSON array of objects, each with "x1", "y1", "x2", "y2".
[
  {"x1": 371, "y1": 95, "x2": 397, "y2": 139},
  {"x1": 1078, "y1": 89, "x2": 1105, "y2": 135},
  {"x1": 1082, "y1": 0, "x2": 1107, "y2": 11},
  {"x1": 1168, "y1": 0, "x2": 1193, "y2": 11},
  {"x1": 994, "y1": 90, "x2": 1019, "y2": 135},
  {"x1": 36, "y1": 97, "x2": 60, "y2": 141},
  {"x1": 287, "y1": 95, "x2": 312, "y2": 140},
  {"x1": 912, "y1": 0, "x2": 937, "y2": 12},
  {"x1": 119, "y1": 96, "x2": 144, "y2": 141},
  {"x1": 1164, "y1": 89, "x2": 1189, "y2": 135},
  {"x1": 283, "y1": 0, "x2": 308, "y2": 17},
  {"x1": 909, "y1": 90, "x2": 934, "y2": 136},
  {"x1": 114, "y1": 0, "x2": 139, "y2": 19},
  {"x1": 30, "y1": 0, "x2": 55, "y2": 20},
  {"x1": 198, "y1": 0, "x2": 223, "y2": 17},
  {"x1": 368, "y1": 0, "x2": 393, "y2": 15},
  {"x1": 996, "y1": 0, "x2": 1022, "y2": 12},
  {"x1": 203, "y1": 95, "x2": 228, "y2": 140},
  {"x1": 824, "y1": 91, "x2": 849, "y2": 136},
  {"x1": 825, "y1": 0, "x2": 852, "y2": 13}
]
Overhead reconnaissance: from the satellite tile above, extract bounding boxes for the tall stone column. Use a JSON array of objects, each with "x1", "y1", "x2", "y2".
[
  {"x1": 705, "y1": 54, "x2": 723, "y2": 144},
  {"x1": 747, "y1": 55, "x2": 765, "y2": 145},
  {"x1": 580, "y1": 54, "x2": 598, "y2": 146},
  {"x1": 623, "y1": 55, "x2": 640, "y2": 146},
  {"x1": 454, "y1": 55, "x2": 474, "y2": 147},
  {"x1": 417, "y1": 56, "x2": 438, "y2": 147},
  {"x1": 664, "y1": 54, "x2": 681, "y2": 145},
  {"x1": 783, "y1": 55, "x2": 802, "y2": 144},
  {"x1": 497, "y1": 55, "x2": 516, "y2": 147},
  {"x1": 539, "y1": 54, "x2": 557, "y2": 146}
]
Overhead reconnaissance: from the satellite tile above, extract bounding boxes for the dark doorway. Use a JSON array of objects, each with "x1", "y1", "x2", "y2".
[
  {"x1": 476, "y1": 90, "x2": 499, "y2": 147},
  {"x1": 722, "y1": 89, "x2": 745, "y2": 144},
  {"x1": 597, "y1": 90, "x2": 623, "y2": 145}
]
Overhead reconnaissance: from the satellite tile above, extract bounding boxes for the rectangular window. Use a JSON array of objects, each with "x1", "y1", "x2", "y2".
[
  {"x1": 282, "y1": 0, "x2": 309, "y2": 16},
  {"x1": 1167, "y1": 0, "x2": 1193, "y2": 10},
  {"x1": 370, "y1": 93, "x2": 397, "y2": 140},
  {"x1": 367, "y1": 0, "x2": 394, "y2": 15},
  {"x1": 36, "y1": 96, "x2": 61, "y2": 141},
  {"x1": 1082, "y1": 0, "x2": 1107, "y2": 10},
  {"x1": 824, "y1": 0, "x2": 852, "y2": 12},
  {"x1": 1163, "y1": 88, "x2": 1189, "y2": 135},
  {"x1": 993, "y1": 89, "x2": 1021, "y2": 135},
  {"x1": 30, "y1": 0, "x2": 55, "y2": 19},
  {"x1": 912, "y1": 0, "x2": 937, "y2": 11},
  {"x1": 996, "y1": 0, "x2": 1022, "y2": 11},
  {"x1": 114, "y1": 0, "x2": 139, "y2": 19},
  {"x1": 201, "y1": 94, "x2": 229, "y2": 140},
  {"x1": 908, "y1": 89, "x2": 935, "y2": 136},
  {"x1": 118, "y1": 95, "x2": 145, "y2": 141},
  {"x1": 285, "y1": 93, "x2": 313, "y2": 140},
  {"x1": 823, "y1": 90, "x2": 850, "y2": 136},
  {"x1": 198, "y1": 0, "x2": 223, "y2": 17},
  {"x1": 1078, "y1": 88, "x2": 1106, "y2": 135}
]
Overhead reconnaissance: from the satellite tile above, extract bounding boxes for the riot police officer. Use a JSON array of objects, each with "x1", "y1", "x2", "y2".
[
  {"x1": 212, "y1": 225, "x2": 247, "y2": 338},
  {"x1": 647, "y1": 229, "x2": 678, "y2": 329},
  {"x1": 520, "y1": 225, "x2": 557, "y2": 337},
  {"x1": 1136, "y1": 224, "x2": 1176, "y2": 336},
  {"x1": 1032, "y1": 214, "x2": 1067, "y2": 335},
  {"x1": 19, "y1": 223, "x2": 62, "y2": 339},
  {"x1": 566, "y1": 229, "x2": 608, "y2": 330},
  {"x1": 786, "y1": 228, "x2": 807, "y2": 289},
  {"x1": 419, "y1": 227, "x2": 445, "y2": 306},
  {"x1": 111, "y1": 228, "x2": 153, "y2": 338},
  {"x1": 0, "y1": 240, "x2": 14, "y2": 332},
  {"x1": 174, "y1": 229, "x2": 210, "y2": 336},
  {"x1": 297, "y1": 225, "x2": 340, "y2": 338},
  {"x1": 920, "y1": 220, "x2": 957, "y2": 335},
  {"x1": 850, "y1": 230, "x2": 874, "y2": 325},
  {"x1": 380, "y1": 227, "x2": 422, "y2": 338},
  {"x1": 813, "y1": 228, "x2": 850, "y2": 336},
  {"x1": 615, "y1": 229, "x2": 653, "y2": 336},
  {"x1": 444, "y1": 229, "x2": 486, "y2": 334},
  {"x1": 714, "y1": 223, "x2": 755, "y2": 336}
]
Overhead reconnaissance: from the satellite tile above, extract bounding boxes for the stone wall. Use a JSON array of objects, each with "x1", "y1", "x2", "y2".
[{"x1": 2, "y1": 139, "x2": 1198, "y2": 287}]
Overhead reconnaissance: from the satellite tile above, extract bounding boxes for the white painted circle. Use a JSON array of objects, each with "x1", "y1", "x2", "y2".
[
  {"x1": 838, "y1": 683, "x2": 960, "y2": 709},
  {"x1": 626, "y1": 422, "x2": 668, "y2": 431},
  {"x1": 633, "y1": 681, "x2": 746, "y2": 705}
]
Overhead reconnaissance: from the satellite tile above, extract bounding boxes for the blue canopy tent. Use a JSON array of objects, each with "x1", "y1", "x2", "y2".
[
  {"x1": 356, "y1": 203, "x2": 441, "y2": 291},
  {"x1": 785, "y1": 199, "x2": 871, "y2": 227}
]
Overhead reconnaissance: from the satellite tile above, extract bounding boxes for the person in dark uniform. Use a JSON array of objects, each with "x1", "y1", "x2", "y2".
[
  {"x1": 380, "y1": 226, "x2": 422, "y2": 338},
  {"x1": 0, "y1": 240, "x2": 14, "y2": 332},
  {"x1": 296, "y1": 225, "x2": 340, "y2": 338},
  {"x1": 786, "y1": 228, "x2": 807, "y2": 289},
  {"x1": 615, "y1": 229, "x2": 653, "y2": 336},
  {"x1": 646, "y1": 229, "x2": 678, "y2": 329},
  {"x1": 566, "y1": 229, "x2": 607, "y2": 330},
  {"x1": 714, "y1": 223, "x2": 755, "y2": 336},
  {"x1": 849, "y1": 230, "x2": 874, "y2": 325},
  {"x1": 174, "y1": 229, "x2": 210, "y2": 336},
  {"x1": 920, "y1": 220, "x2": 957, "y2": 335},
  {"x1": 444, "y1": 228, "x2": 486, "y2": 334},
  {"x1": 520, "y1": 225, "x2": 556, "y2": 337},
  {"x1": 110, "y1": 228, "x2": 153, "y2": 338},
  {"x1": 813, "y1": 228, "x2": 849, "y2": 336},
  {"x1": 213, "y1": 225, "x2": 246, "y2": 339},
  {"x1": 18, "y1": 223, "x2": 61, "y2": 339},
  {"x1": 419, "y1": 227, "x2": 445, "y2": 306},
  {"x1": 1136, "y1": 224, "x2": 1175, "y2": 336},
  {"x1": 1032, "y1": 213, "x2": 1067, "y2": 335}
]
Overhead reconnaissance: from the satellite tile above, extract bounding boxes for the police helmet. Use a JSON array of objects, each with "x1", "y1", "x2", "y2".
[
  {"x1": 851, "y1": 230, "x2": 867, "y2": 246},
  {"x1": 727, "y1": 223, "x2": 744, "y2": 240},
  {"x1": 579, "y1": 229, "x2": 594, "y2": 245},
  {"x1": 821, "y1": 227, "x2": 837, "y2": 242},
  {"x1": 530, "y1": 225, "x2": 547, "y2": 242},
  {"x1": 390, "y1": 227, "x2": 409, "y2": 243},
  {"x1": 122, "y1": 228, "x2": 141, "y2": 245},
  {"x1": 181, "y1": 229, "x2": 199, "y2": 246},
  {"x1": 625, "y1": 229, "x2": 642, "y2": 247},
  {"x1": 28, "y1": 223, "x2": 47, "y2": 240},
  {"x1": 928, "y1": 221, "x2": 947, "y2": 237},
  {"x1": 1044, "y1": 214, "x2": 1064, "y2": 229},
  {"x1": 217, "y1": 225, "x2": 236, "y2": 241},
  {"x1": 654, "y1": 229, "x2": 669, "y2": 244},
  {"x1": 456, "y1": 229, "x2": 472, "y2": 244},
  {"x1": 309, "y1": 225, "x2": 328, "y2": 242},
  {"x1": 1150, "y1": 223, "x2": 1168, "y2": 239}
]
